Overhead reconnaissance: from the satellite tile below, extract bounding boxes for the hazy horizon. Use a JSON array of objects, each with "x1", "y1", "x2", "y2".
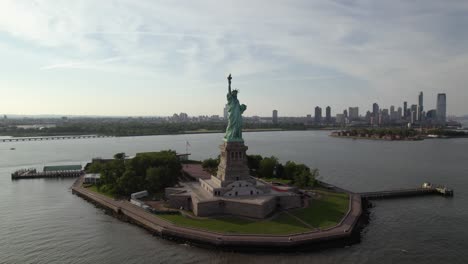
[{"x1": 1, "y1": 1, "x2": 468, "y2": 116}]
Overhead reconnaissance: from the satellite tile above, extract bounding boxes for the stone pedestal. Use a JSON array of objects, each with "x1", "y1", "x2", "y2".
[{"x1": 216, "y1": 141, "x2": 253, "y2": 187}]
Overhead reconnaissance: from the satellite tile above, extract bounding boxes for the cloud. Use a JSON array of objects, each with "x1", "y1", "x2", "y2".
[{"x1": 0, "y1": 0, "x2": 468, "y2": 115}]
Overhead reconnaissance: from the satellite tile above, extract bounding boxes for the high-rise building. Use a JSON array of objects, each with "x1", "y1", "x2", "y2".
[
  {"x1": 411, "y1": 111, "x2": 417, "y2": 124},
  {"x1": 381, "y1": 109, "x2": 389, "y2": 124},
  {"x1": 348, "y1": 107, "x2": 359, "y2": 121},
  {"x1": 390, "y1": 106, "x2": 396, "y2": 120},
  {"x1": 272, "y1": 110, "x2": 278, "y2": 125},
  {"x1": 427, "y1": 109, "x2": 437, "y2": 120},
  {"x1": 397, "y1": 107, "x2": 403, "y2": 120},
  {"x1": 325, "y1": 106, "x2": 331, "y2": 123},
  {"x1": 343, "y1": 109, "x2": 348, "y2": 118},
  {"x1": 365, "y1": 111, "x2": 372, "y2": 123},
  {"x1": 410, "y1": 104, "x2": 418, "y2": 124},
  {"x1": 314, "y1": 107, "x2": 322, "y2": 124},
  {"x1": 403, "y1": 101, "x2": 408, "y2": 118},
  {"x1": 223, "y1": 104, "x2": 228, "y2": 120},
  {"x1": 372, "y1": 103, "x2": 379, "y2": 118},
  {"x1": 437, "y1": 93, "x2": 447, "y2": 125},
  {"x1": 418, "y1": 92, "x2": 424, "y2": 121}
]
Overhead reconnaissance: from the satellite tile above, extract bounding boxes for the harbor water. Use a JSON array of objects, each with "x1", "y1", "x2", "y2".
[{"x1": 1, "y1": 131, "x2": 467, "y2": 264}]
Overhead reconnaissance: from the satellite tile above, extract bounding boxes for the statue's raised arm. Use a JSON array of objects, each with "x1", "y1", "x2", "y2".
[{"x1": 227, "y1": 74, "x2": 232, "y2": 94}]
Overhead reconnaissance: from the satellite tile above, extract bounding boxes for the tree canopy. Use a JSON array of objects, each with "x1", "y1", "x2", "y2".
[{"x1": 88, "y1": 150, "x2": 181, "y2": 196}]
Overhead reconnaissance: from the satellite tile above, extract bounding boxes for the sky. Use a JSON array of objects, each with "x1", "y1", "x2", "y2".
[{"x1": 0, "y1": 0, "x2": 467, "y2": 117}]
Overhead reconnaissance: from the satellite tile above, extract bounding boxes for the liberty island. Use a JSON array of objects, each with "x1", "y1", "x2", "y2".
[{"x1": 66, "y1": 74, "x2": 364, "y2": 249}]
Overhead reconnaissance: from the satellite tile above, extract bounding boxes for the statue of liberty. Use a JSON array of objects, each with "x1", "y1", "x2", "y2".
[{"x1": 224, "y1": 74, "x2": 247, "y2": 142}]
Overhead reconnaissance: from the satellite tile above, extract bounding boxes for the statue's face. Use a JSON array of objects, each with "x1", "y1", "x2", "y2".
[{"x1": 232, "y1": 90, "x2": 238, "y2": 96}]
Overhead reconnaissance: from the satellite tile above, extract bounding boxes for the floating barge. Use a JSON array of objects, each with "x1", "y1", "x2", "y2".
[{"x1": 11, "y1": 165, "x2": 84, "y2": 180}]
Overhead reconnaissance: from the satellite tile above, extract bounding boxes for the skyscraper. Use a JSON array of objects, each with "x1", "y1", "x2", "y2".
[
  {"x1": 372, "y1": 103, "x2": 379, "y2": 118},
  {"x1": 365, "y1": 111, "x2": 372, "y2": 123},
  {"x1": 403, "y1": 101, "x2": 408, "y2": 118},
  {"x1": 427, "y1": 109, "x2": 437, "y2": 120},
  {"x1": 325, "y1": 106, "x2": 331, "y2": 123},
  {"x1": 314, "y1": 106, "x2": 322, "y2": 124},
  {"x1": 437, "y1": 93, "x2": 447, "y2": 125},
  {"x1": 410, "y1": 104, "x2": 418, "y2": 124},
  {"x1": 348, "y1": 107, "x2": 359, "y2": 121},
  {"x1": 418, "y1": 92, "x2": 424, "y2": 121},
  {"x1": 272, "y1": 110, "x2": 278, "y2": 125},
  {"x1": 390, "y1": 105, "x2": 396, "y2": 120}
]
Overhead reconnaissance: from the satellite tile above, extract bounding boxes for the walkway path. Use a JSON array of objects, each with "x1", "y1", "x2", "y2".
[{"x1": 283, "y1": 211, "x2": 317, "y2": 230}]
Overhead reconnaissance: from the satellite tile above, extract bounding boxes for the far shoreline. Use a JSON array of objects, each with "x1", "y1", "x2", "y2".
[{"x1": 1, "y1": 128, "x2": 338, "y2": 139}]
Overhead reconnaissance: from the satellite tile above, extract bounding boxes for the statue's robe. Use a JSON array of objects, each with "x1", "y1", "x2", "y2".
[{"x1": 225, "y1": 93, "x2": 246, "y2": 141}]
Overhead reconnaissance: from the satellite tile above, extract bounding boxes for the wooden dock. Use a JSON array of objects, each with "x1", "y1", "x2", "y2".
[
  {"x1": 1, "y1": 135, "x2": 112, "y2": 142},
  {"x1": 360, "y1": 187, "x2": 453, "y2": 200}
]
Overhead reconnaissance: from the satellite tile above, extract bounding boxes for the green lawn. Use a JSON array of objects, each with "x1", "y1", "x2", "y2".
[
  {"x1": 87, "y1": 185, "x2": 115, "y2": 199},
  {"x1": 291, "y1": 192, "x2": 349, "y2": 229},
  {"x1": 158, "y1": 213, "x2": 311, "y2": 235}
]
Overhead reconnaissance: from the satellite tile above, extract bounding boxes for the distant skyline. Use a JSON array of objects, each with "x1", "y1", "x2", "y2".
[{"x1": 1, "y1": 1, "x2": 468, "y2": 116}]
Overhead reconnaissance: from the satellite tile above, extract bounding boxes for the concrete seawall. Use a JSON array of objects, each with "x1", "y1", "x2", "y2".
[{"x1": 71, "y1": 178, "x2": 363, "y2": 249}]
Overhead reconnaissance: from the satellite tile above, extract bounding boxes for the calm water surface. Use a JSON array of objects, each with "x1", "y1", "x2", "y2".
[{"x1": 1, "y1": 131, "x2": 467, "y2": 264}]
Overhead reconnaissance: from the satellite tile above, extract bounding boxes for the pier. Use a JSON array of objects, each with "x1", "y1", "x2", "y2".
[
  {"x1": 1, "y1": 135, "x2": 113, "y2": 143},
  {"x1": 11, "y1": 166, "x2": 84, "y2": 180},
  {"x1": 360, "y1": 186, "x2": 453, "y2": 200}
]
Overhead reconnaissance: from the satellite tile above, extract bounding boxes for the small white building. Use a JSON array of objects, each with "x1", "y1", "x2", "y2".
[
  {"x1": 84, "y1": 173, "x2": 101, "y2": 184},
  {"x1": 131, "y1": 190, "x2": 148, "y2": 200}
]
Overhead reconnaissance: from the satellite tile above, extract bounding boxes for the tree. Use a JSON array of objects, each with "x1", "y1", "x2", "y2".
[
  {"x1": 86, "y1": 162, "x2": 103, "y2": 174},
  {"x1": 292, "y1": 167, "x2": 318, "y2": 189},
  {"x1": 116, "y1": 169, "x2": 142, "y2": 196},
  {"x1": 309, "y1": 169, "x2": 319, "y2": 187},
  {"x1": 114, "y1": 152, "x2": 126, "y2": 160},
  {"x1": 247, "y1": 155, "x2": 263, "y2": 175},
  {"x1": 202, "y1": 158, "x2": 219, "y2": 174},
  {"x1": 275, "y1": 163, "x2": 284, "y2": 179},
  {"x1": 283, "y1": 161, "x2": 297, "y2": 180},
  {"x1": 146, "y1": 167, "x2": 175, "y2": 193},
  {"x1": 127, "y1": 150, "x2": 181, "y2": 178},
  {"x1": 88, "y1": 150, "x2": 182, "y2": 197},
  {"x1": 258, "y1": 156, "x2": 278, "y2": 178}
]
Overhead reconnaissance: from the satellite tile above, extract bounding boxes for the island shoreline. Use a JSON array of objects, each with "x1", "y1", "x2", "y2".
[{"x1": 71, "y1": 176, "x2": 365, "y2": 252}]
